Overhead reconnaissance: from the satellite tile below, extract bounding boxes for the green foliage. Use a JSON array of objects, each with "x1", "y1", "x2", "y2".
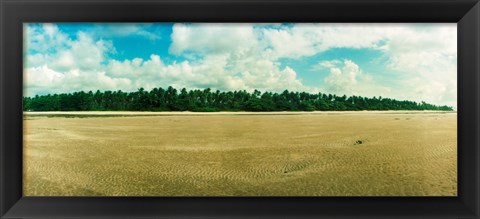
[{"x1": 23, "y1": 87, "x2": 455, "y2": 112}]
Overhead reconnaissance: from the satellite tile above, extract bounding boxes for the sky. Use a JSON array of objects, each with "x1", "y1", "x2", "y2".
[{"x1": 24, "y1": 23, "x2": 457, "y2": 107}]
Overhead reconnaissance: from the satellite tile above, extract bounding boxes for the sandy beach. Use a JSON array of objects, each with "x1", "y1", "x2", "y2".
[{"x1": 23, "y1": 111, "x2": 457, "y2": 196}]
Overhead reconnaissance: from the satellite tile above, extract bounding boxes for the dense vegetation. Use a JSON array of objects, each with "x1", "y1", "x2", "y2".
[{"x1": 23, "y1": 86, "x2": 454, "y2": 112}]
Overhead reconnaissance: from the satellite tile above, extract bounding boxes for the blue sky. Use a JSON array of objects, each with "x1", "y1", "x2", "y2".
[{"x1": 24, "y1": 23, "x2": 457, "y2": 107}]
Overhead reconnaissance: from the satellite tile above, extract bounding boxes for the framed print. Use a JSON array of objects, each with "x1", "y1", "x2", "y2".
[{"x1": 1, "y1": 0, "x2": 479, "y2": 218}]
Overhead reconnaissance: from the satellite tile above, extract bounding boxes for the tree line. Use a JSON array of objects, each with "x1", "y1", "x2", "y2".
[{"x1": 23, "y1": 86, "x2": 454, "y2": 112}]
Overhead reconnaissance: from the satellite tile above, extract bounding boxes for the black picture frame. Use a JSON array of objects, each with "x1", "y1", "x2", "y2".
[{"x1": 1, "y1": 0, "x2": 479, "y2": 218}]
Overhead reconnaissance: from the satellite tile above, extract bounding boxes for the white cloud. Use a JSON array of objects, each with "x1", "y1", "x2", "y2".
[
  {"x1": 90, "y1": 23, "x2": 160, "y2": 40},
  {"x1": 25, "y1": 26, "x2": 114, "y2": 71},
  {"x1": 24, "y1": 65, "x2": 131, "y2": 96},
  {"x1": 260, "y1": 24, "x2": 386, "y2": 60},
  {"x1": 50, "y1": 32, "x2": 113, "y2": 72},
  {"x1": 167, "y1": 23, "x2": 309, "y2": 92},
  {"x1": 103, "y1": 53, "x2": 305, "y2": 93},
  {"x1": 261, "y1": 27, "x2": 319, "y2": 59},
  {"x1": 169, "y1": 23, "x2": 258, "y2": 55},
  {"x1": 378, "y1": 24, "x2": 457, "y2": 107},
  {"x1": 25, "y1": 23, "x2": 71, "y2": 53},
  {"x1": 25, "y1": 65, "x2": 64, "y2": 95},
  {"x1": 24, "y1": 24, "x2": 122, "y2": 96},
  {"x1": 312, "y1": 60, "x2": 341, "y2": 70},
  {"x1": 323, "y1": 59, "x2": 390, "y2": 97}
]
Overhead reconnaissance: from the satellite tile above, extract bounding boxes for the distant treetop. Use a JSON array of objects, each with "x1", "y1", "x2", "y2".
[{"x1": 23, "y1": 86, "x2": 454, "y2": 112}]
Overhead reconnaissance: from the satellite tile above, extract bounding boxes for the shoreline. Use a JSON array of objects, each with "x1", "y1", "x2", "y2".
[{"x1": 23, "y1": 110, "x2": 457, "y2": 116}]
